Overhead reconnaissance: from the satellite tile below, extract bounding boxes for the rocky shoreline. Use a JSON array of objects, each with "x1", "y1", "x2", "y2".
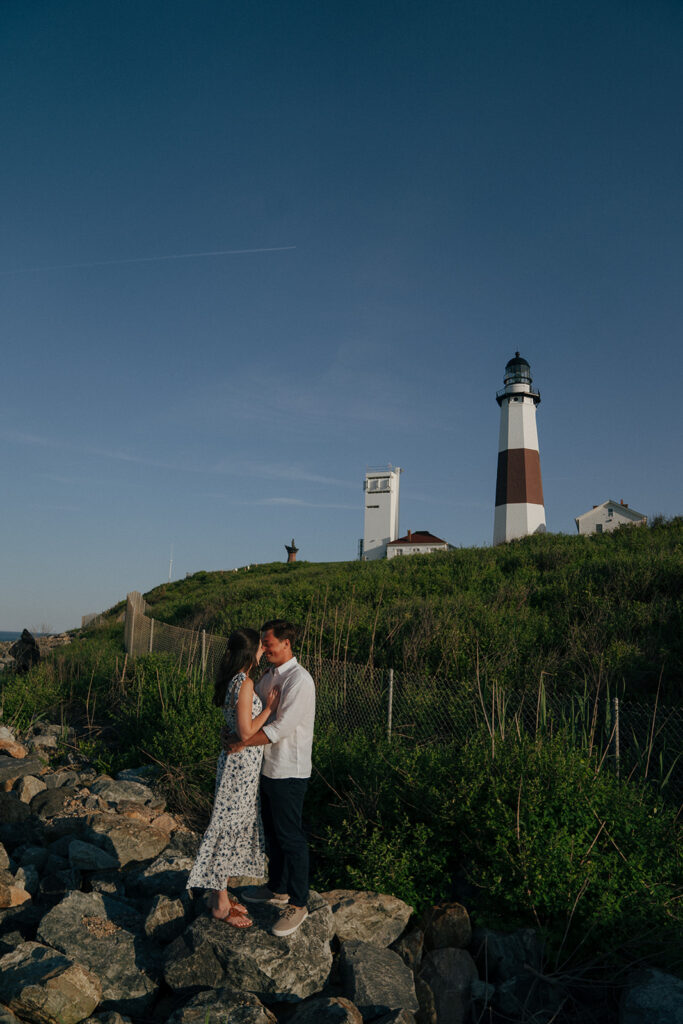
[{"x1": 0, "y1": 720, "x2": 680, "y2": 1024}]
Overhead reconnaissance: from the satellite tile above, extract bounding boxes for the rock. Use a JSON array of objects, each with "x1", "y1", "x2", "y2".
[
  {"x1": 0, "y1": 850, "x2": 8, "y2": 872},
  {"x1": 0, "y1": 871, "x2": 30, "y2": 909},
  {"x1": 339, "y1": 940, "x2": 419, "y2": 1018},
  {"x1": 166, "y1": 987, "x2": 277, "y2": 1024},
  {"x1": 8, "y1": 631, "x2": 40, "y2": 674},
  {"x1": 0, "y1": 754, "x2": 46, "y2": 787},
  {"x1": 0, "y1": 901, "x2": 43, "y2": 944},
  {"x1": 620, "y1": 968, "x2": 683, "y2": 1024},
  {"x1": 45, "y1": 769, "x2": 81, "y2": 789},
  {"x1": 0, "y1": 940, "x2": 101, "y2": 1024},
  {"x1": 90, "y1": 778, "x2": 164, "y2": 810},
  {"x1": 144, "y1": 895, "x2": 189, "y2": 943},
  {"x1": 30, "y1": 787, "x2": 79, "y2": 819},
  {"x1": 322, "y1": 890, "x2": 413, "y2": 947},
  {"x1": 289, "y1": 996, "x2": 363, "y2": 1023},
  {"x1": 375, "y1": 1012, "x2": 417, "y2": 1024},
  {"x1": 164, "y1": 891, "x2": 333, "y2": 1003},
  {"x1": 18, "y1": 845, "x2": 48, "y2": 871},
  {"x1": 13, "y1": 866, "x2": 39, "y2": 897},
  {"x1": 0, "y1": 1002, "x2": 20, "y2": 1024},
  {"x1": 0, "y1": 740, "x2": 28, "y2": 760},
  {"x1": 419, "y1": 948, "x2": 478, "y2": 1024},
  {"x1": 421, "y1": 903, "x2": 471, "y2": 951},
  {"x1": 38, "y1": 891, "x2": 159, "y2": 1015},
  {"x1": 39, "y1": 868, "x2": 82, "y2": 903},
  {"x1": 29, "y1": 734, "x2": 58, "y2": 752},
  {"x1": 414, "y1": 975, "x2": 437, "y2": 1024},
  {"x1": 83, "y1": 1015, "x2": 132, "y2": 1024},
  {"x1": 88, "y1": 871, "x2": 127, "y2": 897},
  {"x1": 470, "y1": 926, "x2": 561, "y2": 1020},
  {"x1": 0, "y1": 795, "x2": 30, "y2": 825},
  {"x1": 0, "y1": 730, "x2": 15, "y2": 743},
  {"x1": 151, "y1": 812, "x2": 178, "y2": 832},
  {"x1": 15, "y1": 776, "x2": 47, "y2": 803},
  {"x1": 127, "y1": 846, "x2": 194, "y2": 897},
  {"x1": 391, "y1": 928, "x2": 424, "y2": 973},
  {"x1": 82, "y1": 812, "x2": 170, "y2": 867},
  {"x1": 69, "y1": 839, "x2": 119, "y2": 871},
  {"x1": 116, "y1": 766, "x2": 160, "y2": 784}
]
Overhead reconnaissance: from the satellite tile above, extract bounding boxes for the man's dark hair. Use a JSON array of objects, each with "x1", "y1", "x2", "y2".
[{"x1": 261, "y1": 619, "x2": 299, "y2": 645}]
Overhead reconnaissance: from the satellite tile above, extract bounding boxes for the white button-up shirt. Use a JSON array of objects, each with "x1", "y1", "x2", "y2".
[{"x1": 256, "y1": 657, "x2": 315, "y2": 779}]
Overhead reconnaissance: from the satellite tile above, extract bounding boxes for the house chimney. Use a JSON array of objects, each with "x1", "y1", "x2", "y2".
[
  {"x1": 407, "y1": 529, "x2": 412, "y2": 541},
  {"x1": 285, "y1": 539, "x2": 299, "y2": 563}
]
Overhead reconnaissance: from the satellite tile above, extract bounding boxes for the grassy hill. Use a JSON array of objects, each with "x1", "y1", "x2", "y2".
[{"x1": 125, "y1": 517, "x2": 682, "y2": 701}]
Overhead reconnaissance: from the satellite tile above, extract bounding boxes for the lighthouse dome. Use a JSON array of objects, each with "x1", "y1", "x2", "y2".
[{"x1": 504, "y1": 352, "x2": 532, "y2": 385}]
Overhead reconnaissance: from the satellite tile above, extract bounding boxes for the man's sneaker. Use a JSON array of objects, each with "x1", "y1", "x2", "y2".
[
  {"x1": 272, "y1": 904, "x2": 309, "y2": 937},
  {"x1": 241, "y1": 885, "x2": 290, "y2": 905}
]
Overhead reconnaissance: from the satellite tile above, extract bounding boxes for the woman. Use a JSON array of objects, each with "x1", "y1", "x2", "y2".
[{"x1": 186, "y1": 627, "x2": 279, "y2": 927}]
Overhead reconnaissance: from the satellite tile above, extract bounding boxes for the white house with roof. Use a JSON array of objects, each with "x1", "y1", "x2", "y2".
[
  {"x1": 575, "y1": 500, "x2": 647, "y2": 536},
  {"x1": 386, "y1": 530, "x2": 450, "y2": 558}
]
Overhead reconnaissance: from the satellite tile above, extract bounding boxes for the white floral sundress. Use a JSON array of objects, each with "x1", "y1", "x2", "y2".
[{"x1": 186, "y1": 672, "x2": 266, "y2": 889}]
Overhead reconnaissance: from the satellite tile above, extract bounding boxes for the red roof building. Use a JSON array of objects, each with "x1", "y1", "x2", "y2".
[{"x1": 386, "y1": 530, "x2": 450, "y2": 558}]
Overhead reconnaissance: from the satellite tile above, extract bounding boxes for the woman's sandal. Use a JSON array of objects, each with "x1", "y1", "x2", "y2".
[
  {"x1": 229, "y1": 895, "x2": 248, "y2": 915},
  {"x1": 212, "y1": 907, "x2": 253, "y2": 928}
]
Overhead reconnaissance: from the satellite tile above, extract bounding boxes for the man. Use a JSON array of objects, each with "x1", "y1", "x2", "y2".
[{"x1": 222, "y1": 618, "x2": 315, "y2": 937}]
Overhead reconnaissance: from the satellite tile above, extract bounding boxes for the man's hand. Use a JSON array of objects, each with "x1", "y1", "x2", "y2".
[{"x1": 220, "y1": 725, "x2": 244, "y2": 754}]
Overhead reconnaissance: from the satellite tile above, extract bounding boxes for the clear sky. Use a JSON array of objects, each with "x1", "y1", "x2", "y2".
[{"x1": 1, "y1": 0, "x2": 681, "y2": 631}]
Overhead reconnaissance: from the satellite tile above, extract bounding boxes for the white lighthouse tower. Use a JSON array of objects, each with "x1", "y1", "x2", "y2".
[
  {"x1": 361, "y1": 466, "x2": 401, "y2": 560},
  {"x1": 493, "y1": 353, "x2": 546, "y2": 545}
]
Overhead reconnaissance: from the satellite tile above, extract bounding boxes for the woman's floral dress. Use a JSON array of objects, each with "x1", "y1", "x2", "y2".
[{"x1": 186, "y1": 672, "x2": 266, "y2": 889}]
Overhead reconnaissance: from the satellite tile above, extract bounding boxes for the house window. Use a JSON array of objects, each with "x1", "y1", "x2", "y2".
[
  {"x1": 596, "y1": 524, "x2": 603, "y2": 534},
  {"x1": 608, "y1": 508, "x2": 614, "y2": 518}
]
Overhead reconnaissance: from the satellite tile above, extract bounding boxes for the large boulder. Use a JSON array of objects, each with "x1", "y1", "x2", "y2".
[
  {"x1": 419, "y1": 948, "x2": 478, "y2": 1024},
  {"x1": 164, "y1": 892, "x2": 333, "y2": 1003},
  {"x1": 166, "y1": 988, "x2": 277, "y2": 1024},
  {"x1": 620, "y1": 968, "x2": 683, "y2": 1024},
  {"x1": 322, "y1": 890, "x2": 412, "y2": 947},
  {"x1": 126, "y1": 845, "x2": 194, "y2": 897},
  {"x1": 80, "y1": 812, "x2": 170, "y2": 867},
  {"x1": 421, "y1": 903, "x2": 471, "y2": 951},
  {"x1": 0, "y1": 795, "x2": 30, "y2": 826},
  {"x1": 288, "y1": 996, "x2": 363, "y2": 1023},
  {"x1": 339, "y1": 940, "x2": 419, "y2": 1019},
  {"x1": 470, "y1": 926, "x2": 562, "y2": 1021},
  {"x1": 68, "y1": 840, "x2": 119, "y2": 872},
  {"x1": 90, "y1": 778, "x2": 164, "y2": 811},
  {"x1": 37, "y1": 890, "x2": 159, "y2": 1016},
  {"x1": 0, "y1": 754, "x2": 46, "y2": 786},
  {"x1": 0, "y1": 940, "x2": 101, "y2": 1024}
]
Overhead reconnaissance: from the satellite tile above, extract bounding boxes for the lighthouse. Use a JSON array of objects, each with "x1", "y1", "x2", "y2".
[{"x1": 493, "y1": 353, "x2": 546, "y2": 544}]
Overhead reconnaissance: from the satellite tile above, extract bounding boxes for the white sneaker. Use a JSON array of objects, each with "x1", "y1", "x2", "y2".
[{"x1": 272, "y1": 904, "x2": 308, "y2": 937}]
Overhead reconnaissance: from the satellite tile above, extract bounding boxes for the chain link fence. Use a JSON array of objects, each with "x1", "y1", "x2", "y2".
[{"x1": 124, "y1": 593, "x2": 682, "y2": 798}]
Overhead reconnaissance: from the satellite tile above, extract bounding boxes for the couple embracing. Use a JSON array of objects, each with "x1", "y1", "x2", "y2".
[{"x1": 186, "y1": 619, "x2": 315, "y2": 938}]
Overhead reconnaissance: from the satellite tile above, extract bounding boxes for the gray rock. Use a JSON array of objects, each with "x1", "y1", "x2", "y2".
[
  {"x1": 18, "y1": 846, "x2": 48, "y2": 871},
  {"x1": 116, "y1": 766, "x2": 160, "y2": 784},
  {"x1": 166, "y1": 987, "x2": 277, "y2": 1024},
  {"x1": 37, "y1": 890, "x2": 159, "y2": 1015},
  {"x1": 419, "y1": 948, "x2": 478, "y2": 1024},
  {"x1": 0, "y1": 849, "x2": 8, "y2": 872},
  {"x1": 15, "y1": 776, "x2": 47, "y2": 803},
  {"x1": 128, "y1": 847, "x2": 194, "y2": 897},
  {"x1": 322, "y1": 890, "x2": 413, "y2": 947},
  {"x1": 88, "y1": 871, "x2": 127, "y2": 897},
  {"x1": 470, "y1": 926, "x2": 561, "y2": 1020},
  {"x1": 38, "y1": 867, "x2": 82, "y2": 902},
  {"x1": 30, "y1": 786, "x2": 78, "y2": 819},
  {"x1": 0, "y1": 1002, "x2": 21, "y2": 1024},
  {"x1": 69, "y1": 839, "x2": 119, "y2": 871},
  {"x1": 0, "y1": 940, "x2": 101, "y2": 1024},
  {"x1": 339, "y1": 940, "x2": 419, "y2": 1018},
  {"x1": 414, "y1": 975, "x2": 437, "y2": 1024},
  {"x1": 421, "y1": 903, "x2": 471, "y2": 951},
  {"x1": 29, "y1": 734, "x2": 58, "y2": 751},
  {"x1": 145, "y1": 894, "x2": 189, "y2": 943},
  {"x1": 0, "y1": 795, "x2": 29, "y2": 826},
  {"x1": 620, "y1": 968, "x2": 683, "y2": 1024},
  {"x1": 91, "y1": 778, "x2": 163, "y2": 809},
  {"x1": 81, "y1": 812, "x2": 170, "y2": 867},
  {"x1": 391, "y1": 928, "x2": 424, "y2": 973},
  {"x1": 13, "y1": 866, "x2": 38, "y2": 896},
  {"x1": 45, "y1": 769, "x2": 81, "y2": 789},
  {"x1": 375, "y1": 1012, "x2": 417, "y2": 1024},
  {"x1": 0, "y1": 729, "x2": 15, "y2": 743},
  {"x1": 82, "y1": 1015, "x2": 132, "y2": 1024},
  {"x1": 164, "y1": 891, "x2": 333, "y2": 1003},
  {"x1": 289, "y1": 996, "x2": 363, "y2": 1023}
]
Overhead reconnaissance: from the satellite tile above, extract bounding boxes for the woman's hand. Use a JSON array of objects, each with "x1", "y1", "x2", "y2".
[{"x1": 265, "y1": 685, "x2": 281, "y2": 713}]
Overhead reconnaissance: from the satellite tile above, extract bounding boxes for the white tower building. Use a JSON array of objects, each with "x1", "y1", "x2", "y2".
[
  {"x1": 493, "y1": 353, "x2": 546, "y2": 545},
  {"x1": 362, "y1": 466, "x2": 401, "y2": 560}
]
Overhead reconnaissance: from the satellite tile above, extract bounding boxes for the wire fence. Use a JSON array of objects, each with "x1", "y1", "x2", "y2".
[{"x1": 124, "y1": 593, "x2": 683, "y2": 799}]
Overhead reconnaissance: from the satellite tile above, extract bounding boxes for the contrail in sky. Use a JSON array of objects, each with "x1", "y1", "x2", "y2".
[{"x1": 0, "y1": 246, "x2": 296, "y2": 275}]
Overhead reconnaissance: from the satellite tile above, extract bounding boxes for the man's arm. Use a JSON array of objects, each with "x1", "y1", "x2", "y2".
[{"x1": 221, "y1": 725, "x2": 271, "y2": 753}]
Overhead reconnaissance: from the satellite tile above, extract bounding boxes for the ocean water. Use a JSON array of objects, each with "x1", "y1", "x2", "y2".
[{"x1": 0, "y1": 632, "x2": 21, "y2": 642}]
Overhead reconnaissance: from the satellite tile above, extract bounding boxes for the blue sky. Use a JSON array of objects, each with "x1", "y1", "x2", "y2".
[{"x1": 1, "y1": 0, "x2": 681, "y2": 631}]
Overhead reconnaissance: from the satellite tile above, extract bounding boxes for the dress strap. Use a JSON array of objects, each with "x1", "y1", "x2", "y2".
[{"x1": 226, "y1": 671, "x2": 247, "y2": 706}]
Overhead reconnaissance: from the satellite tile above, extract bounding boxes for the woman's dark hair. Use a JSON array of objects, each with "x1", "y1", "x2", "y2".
[{"x1": 213, "y1": 627, "x2": 260, "y2": 707}]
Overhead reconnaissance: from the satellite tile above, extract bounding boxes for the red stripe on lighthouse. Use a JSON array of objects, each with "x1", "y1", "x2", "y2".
[{"x1": 495, "y1": 449, "x2": 544, "y2": 506}]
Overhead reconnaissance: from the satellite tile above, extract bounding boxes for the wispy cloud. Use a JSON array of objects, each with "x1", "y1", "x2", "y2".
[{"x1": 0, "y1": 246, "x2": 296, "y2": 276}]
